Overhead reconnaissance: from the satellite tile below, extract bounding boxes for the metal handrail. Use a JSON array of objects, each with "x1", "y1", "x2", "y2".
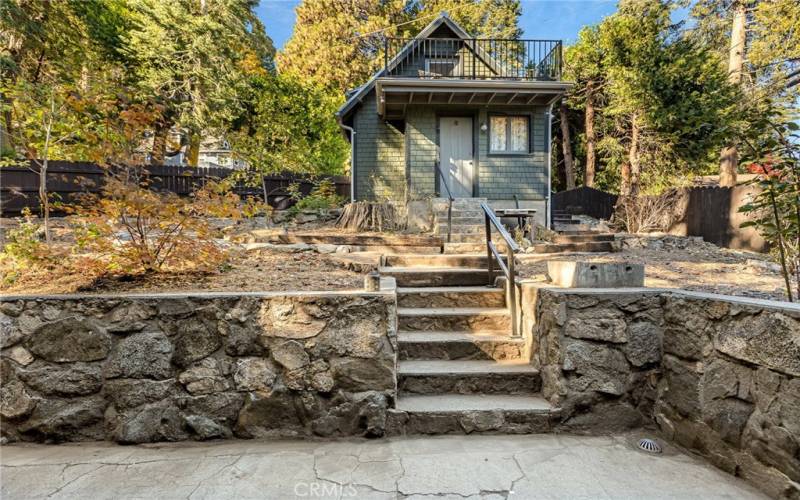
[
  {"x1": 481, "y1": 202, "x2": 520, "y2": 337},
  {"x1": 434, "y1": 162, "x2": 453, "y2": 243}
]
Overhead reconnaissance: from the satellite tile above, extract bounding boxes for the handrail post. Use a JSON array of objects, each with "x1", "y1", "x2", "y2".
[
  {"x1": 447, "y1": 200, "x2": 452, "y2": 243},
  {"x1": 485, "y1": 212, "x2": 494, "y2": 285},
  {"x1": 508, "y1": 247, "x2": 518, "y2": 337}
]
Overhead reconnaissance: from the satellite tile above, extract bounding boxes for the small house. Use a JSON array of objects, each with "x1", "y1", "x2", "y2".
[{"x1": 336, "y1": 13, "x2": 571, "y2": 226}]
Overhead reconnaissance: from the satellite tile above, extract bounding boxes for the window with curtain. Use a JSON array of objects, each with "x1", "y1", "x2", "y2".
[{"x1": 489, "y1": 115, "x2": 530, "y2": 154}]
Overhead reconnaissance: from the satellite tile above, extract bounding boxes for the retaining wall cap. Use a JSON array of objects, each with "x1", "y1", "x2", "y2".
[{"x1": 0, "y1": 289, "x2": 395, "y2": 301}]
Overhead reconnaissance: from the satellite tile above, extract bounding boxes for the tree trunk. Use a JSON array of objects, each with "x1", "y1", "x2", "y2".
[
  {"x1": 620, "y1": 163, "x2": 631, "y2": 197},
  {"x1": 584, "y1": 83, "x2": 597, "y2": 188},
  {"x1": 628, "y1": 113, "x2": 641, "y2": 197},
  {"x1": 187, "y1": 133, "x2": 200, "y2": 167},
  {"x1": 719, "y1": 0, "x2": 747, "y2": 187},
  {"x1": 559, "y1": 102, "x2": 576, "y2": 190},
  {"x1": 151, "y1": 119, "x2": 170, "y2": 164},
  {"x1": 40, "y1": 98, "x2": 54, "y2": 244}
]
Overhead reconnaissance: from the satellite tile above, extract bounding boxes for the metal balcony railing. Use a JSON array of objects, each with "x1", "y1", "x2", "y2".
[{"x1": 384, "y1": 38, "x2": 562, "y2": 81}]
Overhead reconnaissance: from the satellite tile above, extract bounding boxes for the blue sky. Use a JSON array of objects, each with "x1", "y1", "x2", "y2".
[{"x1": 256, "y1": 0, "x2": 619, "y2": 49}]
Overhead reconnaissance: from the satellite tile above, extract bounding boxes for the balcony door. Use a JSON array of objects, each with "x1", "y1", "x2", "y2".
[{"x1": 439, "y1": 116, "x2": 474, "y2": 198}]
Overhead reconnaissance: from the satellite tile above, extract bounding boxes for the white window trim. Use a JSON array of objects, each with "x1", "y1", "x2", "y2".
[
  {"x1": 425, "y1": 57, "x2": 458, "y2": 76},
  {"x1": 489, "y1": 114, "x2": 531, "y2": 155}
]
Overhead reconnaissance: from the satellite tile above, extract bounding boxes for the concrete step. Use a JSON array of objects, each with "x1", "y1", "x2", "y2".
[
  {"x1": 557, "y1": 229, "x2": 601, "y2": 236},
  {"x1": 554, "y1": 224, "x2": 594, "y2": 232},
  {"x1": 435, "y1": 216, "x2": 483, "y2": 225},
  {"x1": 443, "y1": 242, "x2": 509, "y2": 254},
  {"x1": 345, "y1": 245, "x2": 442, "y2": 254},
  {"x1": 552, "y1": 234, "x2": 615, "y2": 244},
  {"x1": 397, "y1": 286, "x2": 505, "y2": 308},
  {"x1": 436, "y1": 209, "x2": 483, "y2": 219},
  {"x1": 531, "y1": 241, "x2": 614, "y2": 253},
  {"x1": 397, "y1": 307, "x2": 511, "y2": 332},
  {"x1": 434, "y1": 225, "x2": 484, "y2": 235},
  {"x1": 552, "y1": 218, "x2": 579, "y2": 225},
  {"x1": 380, "y1": 267, "x2": 491, "y2": 287},
  {"x1": 387, "y1": 394, "x2": 557, "y2": 435},
  {"x1": 386, "y1": 254, "x2": 504, "y2": 269},
  {"x1": 397, "y1": 360, "x2": 540, "y2": 394},
  {"x1": 398, "y1": 331, "x2": 523, "y2": 361},
  {"x1": 446, "y1": 233, "x2": 486, "y2": 243}
]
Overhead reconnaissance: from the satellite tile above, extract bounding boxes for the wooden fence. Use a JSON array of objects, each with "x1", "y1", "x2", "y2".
[
  {"x1": 0, "y1": 161, "x2": 350, "y2": 216},
  {"x1": 552, "y1": 186, "x2": 618, "y2": 220},
  {"x1": 552, "y1": 185, "x2": 767, "y2": 253}
]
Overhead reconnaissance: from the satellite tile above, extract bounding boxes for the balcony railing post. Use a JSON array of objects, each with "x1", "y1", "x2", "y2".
[{"x1": 472, "y1": 39, "x2": 477, "y2": 79}]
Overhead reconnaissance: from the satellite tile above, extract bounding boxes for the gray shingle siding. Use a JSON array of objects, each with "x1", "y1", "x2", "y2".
[
  {"x1": 350, "y1": 91, "x2": 549, "y2": 202},
  {"x1": 353, "y1": 93, "x2": 406, "y2": 201}
]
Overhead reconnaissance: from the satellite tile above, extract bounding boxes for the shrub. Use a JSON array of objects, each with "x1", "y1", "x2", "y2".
[
  {"x1": 71, "y1": 174, "x2": 264, "y2": 273},
  {"x1": 287, "y1": 179, "x2": 345, "y2": 217}
]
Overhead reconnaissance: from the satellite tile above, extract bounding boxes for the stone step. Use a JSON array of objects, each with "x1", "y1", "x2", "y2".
[
  {"x1": 345, "y1": 245, "x2": 443, "y2": 254},
  {"x1": 380, "y1": 267, "x2": 491, "y2": 287},
  {"x1": 552, "y1": 218, "x2": 579, "y2": 224},
  {"x1": 435, "y1": 216, "x2": 484, "y2": 225},
  {"x1": 398, "y1": 331, "x2": 523, "y2": 361},
  {"x1": 443, "y1": 242, "x2": 509, "y2": 254},
  {"x1": 436, "y1": 210, "x2": 483, "y2": 219},
  {"x1": 557, "y1": 229, "x2": 600, "y2": 236},
  {"x1": 552, "y1": 234, "x2": 615, "y2": 244},
  {"x1": 397, "y1": 286, "x2": 505, "y2": 308},
  {"x1": 386, "y1": 254, "x2": 504, "y2": 269},
  {"x1": 531, "y1": 241, "x2": 614, "y2": 253},
  {"x1": 434, "y1": 225, "x2": 484, "y2": 235},
  {"x1": 445, "y1": 233, "x2": 486, "y2": 243},
  {"x1": 397, "y1": 307, "x2": 511, "y2": 332},
  {"x1": 554, "y1": 224, "x2": 594, "y2": 232},
  {"x1": 387, "y1": 394, "x2": 557, "y2": 435},
  {"x1": 397, "y1": 360, "x2": 540, "y2": 395}
]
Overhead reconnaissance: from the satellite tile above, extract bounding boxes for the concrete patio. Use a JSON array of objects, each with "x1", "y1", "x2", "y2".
[{"x1": 1, "y1": 433, "x2": 766, "y2": 499}]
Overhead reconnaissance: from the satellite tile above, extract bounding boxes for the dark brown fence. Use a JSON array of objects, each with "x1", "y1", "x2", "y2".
[
  {"x1": 0, "y1": 161, "x2": 350, "y2": 216},
  {"x1": 552, "y1": 186, "x2": 618, "y2": 220},
  {"x1": 665, "y1": 185, "x2": 767, "y2": 253}
]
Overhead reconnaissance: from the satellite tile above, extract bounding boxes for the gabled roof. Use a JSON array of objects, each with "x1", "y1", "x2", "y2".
[{"x1": 336, "y1": 12, "x2": 477, "y2": 122}]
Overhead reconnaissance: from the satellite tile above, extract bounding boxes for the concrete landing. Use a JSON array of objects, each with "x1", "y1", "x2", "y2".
[
  {"x1": 1, "y1": 434, "x2": 768, "y2": 499},
  {"x1": 396, "y1": 394, "x2": 552, "y2": 412}
]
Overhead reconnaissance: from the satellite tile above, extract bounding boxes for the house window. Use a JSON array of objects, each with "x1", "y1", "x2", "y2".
[
  {"x1": 425, "y1": 57, "x2": 457, "y2": 77},
  {"x1": 489, "y1": 115, "x2": 530, "y2": 154}
]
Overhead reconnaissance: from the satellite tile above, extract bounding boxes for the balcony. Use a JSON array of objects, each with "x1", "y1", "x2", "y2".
[{"x1": 383, "y1": 37, "x2": 562, "y2": 81}]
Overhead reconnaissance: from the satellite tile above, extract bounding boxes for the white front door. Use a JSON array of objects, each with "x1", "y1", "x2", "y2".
[{"x1": 439, "y1": 116, "x2": 474, "y2": 198}]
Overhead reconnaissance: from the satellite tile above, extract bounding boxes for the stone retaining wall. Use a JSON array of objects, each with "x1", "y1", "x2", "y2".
[
  {"x1": 0, "y1": 290, "x2": 396, "y2": 443},
  {"x1": 529, "y1": 286, "x2": 800, "y2": 499}
]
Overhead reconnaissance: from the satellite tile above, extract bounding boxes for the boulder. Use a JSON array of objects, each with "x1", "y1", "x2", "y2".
[
  {"x1": 104, "y1": 378, "x2": 182, "y2": 410},
  {"x1": 661, "y1": 354, "x2": 703, "y2": 418},
  {"x1": 329, "y1": 357, "x2": 394, "y2": 392},
  {"x1": 715, "y1": 312, "x2": 800, "y2": 377},
  {"x1": 0, "y1": 313, "x2": 25, "y2": 348},
  {"x1": 19, "y1": 362, "x2": 103, "y2": 396},
  {"x1": 225, "y1": 323, "x2": 266, "y2": 356},
  {"x1": 235, "y1": 391, "x2": 304, "y2": 438},
  {"x1": 624, "y1": 321, "x2": 662, "y2": 367},
  {"x1": 271, "y1": 340, "x2": 310, "y2": 371},
  {"x1": 2, "y1": 345, "x2": 34, "y2": 366},
  {"x1": 113, "y1": 402, "x2": 188, "y2": 443},
  {"x1": 232, "y1": 357, "x2": 277, "y2": 392},
  {"x1": 172, "y1": 317, "x2": 221, "y2": 367},
  {"x1": 185, "y1": 415, "x2": 230, "y2": 440},
  {"x1": 19, "y1": 396, "x2": 106, "y2": 441},
  {"x1": 0, "y1": 379, "x2": 35, "y2": 419},
  {"x1": 561, "y1": 339, "x2": 629, "y2": 396},
  {"x1": 104, "y1": 331, "x2": 174, "y2": 380},
  {"x1": 177, "y1": 358, "x2": 230, "y2": 395},
  {"x1": 26, "y1": 317, "x2": 111, "y2": 362},
  {"x1": 259, "y1": 297, "x2": 327, "y2": 339}
]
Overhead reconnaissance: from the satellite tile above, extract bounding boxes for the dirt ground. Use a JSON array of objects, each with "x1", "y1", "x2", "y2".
[
  {"x1": 518, "y1": 235, "x2": 789, "y2": 302},
  {"x1": 0, "y1": 247, "x2": 364, "y2": 296}
]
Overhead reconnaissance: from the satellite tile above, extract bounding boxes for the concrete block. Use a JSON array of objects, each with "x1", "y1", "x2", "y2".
[{"x1": 547, "y1": 261, "x2": 644, "y2": 288}]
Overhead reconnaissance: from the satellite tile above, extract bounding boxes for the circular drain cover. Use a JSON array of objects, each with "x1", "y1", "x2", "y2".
[{"x1": 638, "y1": 438, "x2": 662, "y2": 454}]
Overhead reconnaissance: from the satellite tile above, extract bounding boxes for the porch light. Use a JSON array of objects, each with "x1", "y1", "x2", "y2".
[{"x1": 480, "y1": 122, "x2": 488, "y2": 132}]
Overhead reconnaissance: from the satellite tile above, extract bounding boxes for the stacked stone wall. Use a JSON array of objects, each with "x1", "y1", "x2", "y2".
[
  {"x1": 0, "y1": 292, "x2": 396, "y2": 443},
  {"x1": 530, "y1": 287, "x2": 800, "y2": 499}
]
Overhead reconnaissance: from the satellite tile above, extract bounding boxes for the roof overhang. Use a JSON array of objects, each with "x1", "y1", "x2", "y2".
[{"x1": 375, "y1": 78, "x2": 573, "y2": 119}]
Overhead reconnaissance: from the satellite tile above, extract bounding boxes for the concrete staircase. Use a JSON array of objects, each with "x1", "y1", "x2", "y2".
[
  {"x1": 433, "y1": 198, "x2": 512, "y2": 254},
  {"x1": 381, "y1": 253, "x2": 559, "y2": 435},
  {"x1": 534, "y1": 210, "x2": 615, "y2": 253}
]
